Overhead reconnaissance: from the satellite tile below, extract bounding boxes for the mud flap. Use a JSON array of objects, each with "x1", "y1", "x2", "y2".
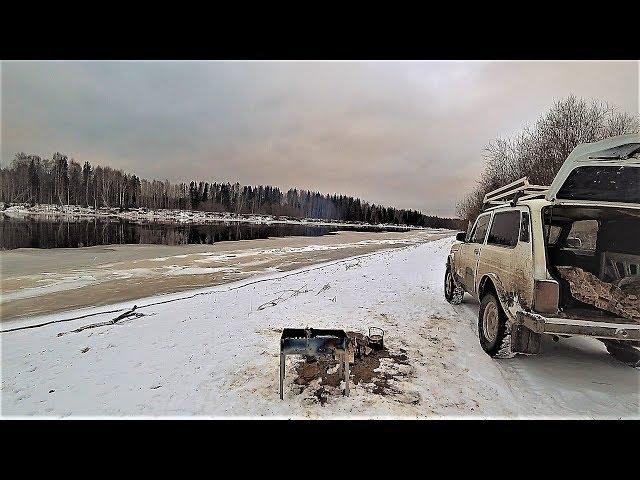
[
  {"x1": 511, "y1": 324, "x2": 542, "y2": 354},
  {"x1": 600, "y1": 339, "x2": 640, "y2": 367}
]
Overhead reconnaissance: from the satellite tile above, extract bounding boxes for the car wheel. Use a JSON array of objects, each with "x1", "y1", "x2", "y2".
[
  {"x1": 478, "y1": 292, "x2": 513, "y2": 358},
  {"x1": 602, "y1": 340, "x2": 640, "y2": 368},
  {"x1": 444, "y1": 265, "x2": 464, "y2": 305}
]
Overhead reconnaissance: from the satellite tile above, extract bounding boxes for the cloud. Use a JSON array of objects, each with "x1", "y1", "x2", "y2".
[{"x1": 2, "y1": 60, "x2": 638, "y2": 216}]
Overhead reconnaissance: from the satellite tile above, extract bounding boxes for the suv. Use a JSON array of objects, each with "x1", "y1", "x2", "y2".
[{"x1": 445, "y1": 134, "x2": 640, "y2": 366}]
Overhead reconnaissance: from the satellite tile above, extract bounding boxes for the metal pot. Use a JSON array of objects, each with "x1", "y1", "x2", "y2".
[{"x1": 368, "y1": 327, "x2": 385, "y2": 351}]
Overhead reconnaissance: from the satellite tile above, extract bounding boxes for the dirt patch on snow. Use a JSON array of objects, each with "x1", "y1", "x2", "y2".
[{"x1": 292, "y1": 331, "x2": 416, "y2": 406}]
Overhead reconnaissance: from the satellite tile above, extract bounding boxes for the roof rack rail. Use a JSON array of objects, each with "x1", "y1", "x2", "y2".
[{"x1": 483, "y1": 177, "x2": 548, "y2": 210}]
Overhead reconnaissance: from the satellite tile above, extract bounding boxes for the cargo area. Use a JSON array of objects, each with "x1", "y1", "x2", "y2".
[{"x1": 543, "y1": 205, "x2": 640, "y2": 324}]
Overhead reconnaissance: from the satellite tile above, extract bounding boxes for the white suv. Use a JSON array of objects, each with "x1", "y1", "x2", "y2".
[{"x1": 445, "y1": 134, "x2": 640, "y2": 366}]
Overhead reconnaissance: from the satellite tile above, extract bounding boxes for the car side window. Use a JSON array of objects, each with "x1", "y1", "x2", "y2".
[
  {"x1": 487, "y1": 210, "x2": 520, "y2": 248},
  {"x1": 564, "y1": 219, "x2": 598, "y2": 251},
  {"x1": 520, "y1": 211, "x2": 530, "y2": 243},
  {"x1": 467, "y1": 221, "x2": 478, "y2": 241},
  {"x1": 470, "y1": 214, "x2": 491, "y2": 244},
  {"x1": 545, "y1": 225, "x2": 562, "y2": 245}
]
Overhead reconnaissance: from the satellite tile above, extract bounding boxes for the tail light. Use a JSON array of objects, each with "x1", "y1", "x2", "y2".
[{"x1": 534, "y1": 280, "x2": 559, "y2": 314}]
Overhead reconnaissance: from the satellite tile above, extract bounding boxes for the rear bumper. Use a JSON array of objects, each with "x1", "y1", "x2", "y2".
[{"x1": 515, "y1": 311, "x2": 640, "y2": 341}]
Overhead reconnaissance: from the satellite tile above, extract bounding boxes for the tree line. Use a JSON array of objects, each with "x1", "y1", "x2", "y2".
[
  {"x1": 0, "y1": 153, "x2": 465, "y2": 229},
  {"x1": 457, "y1": 95, "x2": 639, "y2": 223}
]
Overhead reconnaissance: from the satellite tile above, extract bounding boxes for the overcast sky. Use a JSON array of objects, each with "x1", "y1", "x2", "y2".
[{"x1": 2, "y1": 61, "x2": 638, "y2": 216}]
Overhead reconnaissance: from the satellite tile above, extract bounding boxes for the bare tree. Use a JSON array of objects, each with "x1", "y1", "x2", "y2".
[{"x1": 457, "y1": 95, "x2": 639, "y2": 222}]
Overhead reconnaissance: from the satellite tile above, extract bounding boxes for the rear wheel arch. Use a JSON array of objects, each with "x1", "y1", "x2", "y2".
[
  {"x1": 478, "y1": 275, "x2": 497, "y2": 301},
  {"x1": 478, "y1": 274, "x2": 541, "y2": 356},
  {"x1": 479, "y1": 274, "x2": 511, "y2": 309},
  {"x1": 478, "y1": 291, "x2": 513, "y2": 357}
]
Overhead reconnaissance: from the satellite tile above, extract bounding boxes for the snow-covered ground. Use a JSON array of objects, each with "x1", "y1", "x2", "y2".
[{"x1": 1, "y1": 236, "x2": 638, "y2": 418}]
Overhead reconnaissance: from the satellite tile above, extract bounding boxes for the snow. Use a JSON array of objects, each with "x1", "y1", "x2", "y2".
[
  {"x1": 1, "y1": 236, "x2": 638, "y2": 418},
  {"x1": 2, "y1": 275, "x2": 98, "y2": 301},
  {"x1": 162, "y1": 266, "x2": 240, "y2": 276}
]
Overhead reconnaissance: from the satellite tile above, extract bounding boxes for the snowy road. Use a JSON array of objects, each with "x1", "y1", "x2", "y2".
[{"x1": 1, "y1": 236, "x2": 638, "y2": 418}]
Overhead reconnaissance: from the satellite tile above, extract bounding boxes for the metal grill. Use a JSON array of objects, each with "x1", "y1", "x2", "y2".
[{"x1": 279, "y1": 328, "x2": 350, "y2": 399}]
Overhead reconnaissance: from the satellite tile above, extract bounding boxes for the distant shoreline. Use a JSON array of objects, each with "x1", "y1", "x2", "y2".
[{"x1": 1, "y1": 203, "x2": 439, "y2": 231}]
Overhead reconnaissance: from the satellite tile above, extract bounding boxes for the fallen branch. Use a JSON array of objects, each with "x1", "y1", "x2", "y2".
[
  {"x1": 0, "y1": 307, "x2": 128, "y2": 334},
  {"x1": 257, "y1": 285, "x2": 310, "y2": 311},
  {"x1": 57, "y1": 305, "x2": 144, "y2": 336},
  {"x1": 345, "y1": 260, "x2": 361, "y2": 270},
  {"x1": 291, "y1": 284, "x2": 311, "y2": 297}
]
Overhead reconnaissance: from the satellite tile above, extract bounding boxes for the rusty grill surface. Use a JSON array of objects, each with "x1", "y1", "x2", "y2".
[{"x1": 280, "y1": 328, "x2": 349, "y2": 399}]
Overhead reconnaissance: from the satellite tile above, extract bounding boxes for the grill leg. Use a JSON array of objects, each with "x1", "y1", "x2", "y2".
[
  {"x1": 279, "y1": 353, "x2": 285, "y2": 400},
  {"x1": 343, "y1": 354, "x2": 350, "y2": 397}
]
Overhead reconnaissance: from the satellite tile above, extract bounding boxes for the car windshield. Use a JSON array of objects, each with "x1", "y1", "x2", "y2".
[{"x1": 556, "y1": 165, "x2": 640, "y2": 203}]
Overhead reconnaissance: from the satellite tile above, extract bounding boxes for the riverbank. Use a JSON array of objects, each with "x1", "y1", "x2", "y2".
[
  {"x1": 2, "y1": 203, "x2": 430, "y2": 230},
  {"x1": 0, "y1": 229, "x2": 450, "y2": 321}
]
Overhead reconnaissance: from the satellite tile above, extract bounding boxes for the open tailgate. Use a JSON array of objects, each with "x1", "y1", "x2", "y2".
[{"x1": 546, "y1": 134, "x2": 640, "y2": 210}]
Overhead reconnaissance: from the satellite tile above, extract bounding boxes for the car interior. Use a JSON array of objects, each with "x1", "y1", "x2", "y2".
[{"x1": 543, "y1": 205, "x2": 640, "y2": 319}]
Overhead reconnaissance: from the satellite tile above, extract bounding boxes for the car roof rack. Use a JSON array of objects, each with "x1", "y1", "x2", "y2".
[{"x1": 483, "y1": 177, "x2": 548, "y2": 210}]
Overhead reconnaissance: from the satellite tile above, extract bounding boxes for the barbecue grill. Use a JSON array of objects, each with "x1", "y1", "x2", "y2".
[{"x1": 279, "y1": 328, "x2": 350, "y2": 399}]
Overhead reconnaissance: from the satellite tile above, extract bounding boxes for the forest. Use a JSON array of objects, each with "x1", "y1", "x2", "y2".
[{"x1": 0, "y1": 153, "x2": 465, "y2": 229}]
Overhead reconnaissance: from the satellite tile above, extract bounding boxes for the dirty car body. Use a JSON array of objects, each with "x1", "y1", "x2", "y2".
[{"x1": 446, "y1": 134, "x2": 640, "y2": 360}]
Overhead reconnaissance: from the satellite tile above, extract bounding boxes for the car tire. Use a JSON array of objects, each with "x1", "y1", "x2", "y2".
[
  {"x1": 602, "y1": 340, "x2": 640, "y2": 368},
  {"x1": 444, "y1": 265, "x2": 464, "y2": 305},
  {"x1": 478, "y1": 292, "x2": 513, "y2": 358}
]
